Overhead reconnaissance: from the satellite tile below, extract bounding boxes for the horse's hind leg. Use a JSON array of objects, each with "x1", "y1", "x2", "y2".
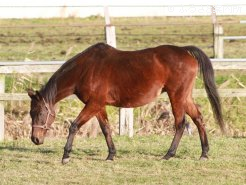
[
  {"x1": 96, "y1": 108, "x2": 116, "y2": 160},
  {"x1": 185, "y1": 97, "x2": 209, "y2": 160},
  {"x1": 163, "y1": 93, "x2": 186, "y2": 160}
]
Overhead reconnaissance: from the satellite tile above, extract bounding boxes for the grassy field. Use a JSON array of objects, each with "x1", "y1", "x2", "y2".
[
  {"x1": 0, "y1": 15, "x2": 246, "y2": 60},
  {"x1": 0, "y1": 135, "x2": 245, "y2": 185},
  {"x1": 0, "y1": 15, "x2": 245, "y2": 185}
]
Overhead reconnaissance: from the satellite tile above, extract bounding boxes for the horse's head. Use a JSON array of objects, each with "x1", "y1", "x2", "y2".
[{"x1": 27, "y1": 89, "x2": 56, "y2": 145}]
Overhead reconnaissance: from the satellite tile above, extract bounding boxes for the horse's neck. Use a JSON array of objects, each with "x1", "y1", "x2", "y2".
[
  {"x1": 41, "y1": 75, "x2": 75, "y2": 106},
  {"x1": 44, "y1": 49, "x2": 85, "y2": 104},
  {"x1": 55, "y1": 84, "x2": 75, "y2": 103}
]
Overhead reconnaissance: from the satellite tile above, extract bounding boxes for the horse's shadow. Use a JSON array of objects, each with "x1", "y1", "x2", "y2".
[
  {"x1": 0, "y1": 145, "x2": 57, "y2": 154},
  {"x1": 74, "y1": 147, "x2": 166, "y2": 161}
]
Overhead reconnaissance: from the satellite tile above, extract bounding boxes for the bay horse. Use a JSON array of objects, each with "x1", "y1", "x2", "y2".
[{"x1": 27, "y1": 43, "x2": 224, "y2": 164}]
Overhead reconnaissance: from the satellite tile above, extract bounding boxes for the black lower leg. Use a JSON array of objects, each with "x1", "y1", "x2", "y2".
[
  {"x1": 106, "y1": 142, "x2": 116, "y2": 160},
  {"x1": 96, "y1": 109, "x2": 116, "y2": 161},
  {"x1": 163, "y1": 117, "x2": 186, "y2": 160},
  {"x1": 194, "y1": 117, "x2": 209, "y2": 160},
  {"x1": 99, "y1": 123, "x2": 116, "y2": 160},
  {"x1": 199, "y1": 131, "x2": 209, "y2": 160},
  {"x1": 62, "y1": 122, "x2": 78, "y2": 164}
]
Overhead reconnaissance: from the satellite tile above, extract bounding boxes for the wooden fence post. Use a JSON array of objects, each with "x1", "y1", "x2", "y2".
[
  {"x1": 211, "y1": 6, "x2": 224, "y2": 59},
  {"x1": 0, "y1": 75, "x2": 5, "y2": 141},
  {"x1": 211, "y1": 6, "x2": 217, "y2": 25},
  {"x1": 104, "y1": 6, "x2": 134, "y2": 137},
  {"x1": 214, "y1": 25, "x2": 224, "y2": 58},
  {"x1": 126, "y1": 108, "x2": 134, "y2": 137},
  {"x1": 211, "y1": 6, "x2": 217, "y2": 58}
]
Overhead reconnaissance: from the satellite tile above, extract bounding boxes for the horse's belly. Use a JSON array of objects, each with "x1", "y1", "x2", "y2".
[{"x1": 107, "y1": 86, "x2": 164, "y2": 108}]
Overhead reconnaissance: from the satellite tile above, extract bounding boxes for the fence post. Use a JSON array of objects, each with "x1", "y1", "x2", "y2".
[
  {"x1": 0, "y1": 75, "x2": 5, "y2": 141},
  {"x1": 211, "y1": 6, "x2": 217, "y2": 25},
  {"x1": 211, "y1": 6, "x2": 224, "y2": 59},
  {"x1": 104, "y1": 6, "x2": 134, "y2": 137},
  {"x1": 126, "y1": 108, "x2": 134, "y2": 137},
  {"x1": 214, "y1": 25, "x2": 224, "y2": 58},
  {"x1": 211, "y1": 6, "x2": 217, "y2": 58}
]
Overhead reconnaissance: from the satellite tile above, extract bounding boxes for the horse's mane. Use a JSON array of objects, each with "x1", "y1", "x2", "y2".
[
  {"x1": 40, "y1": 75, "x2": 57, "y2": 104},
  {"x1": 40, "y1": 54, "x2": 80, "y2": 104},
  {"x1": 39, "y1": 53, "x2": 80, "y2": 104}
]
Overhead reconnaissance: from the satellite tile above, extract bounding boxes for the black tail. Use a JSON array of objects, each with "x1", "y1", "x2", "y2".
[{"x1": 183, "y1": 46, "x2": 225, "y2": 133}]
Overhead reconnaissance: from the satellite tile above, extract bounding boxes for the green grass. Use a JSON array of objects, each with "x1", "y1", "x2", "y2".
[
  {"x1": 0, "y1": 17, "x2": 105, "y2": 61},
  {"x1": 0, "y1": 135, "x2": 245, "y2": 185},
  {"x1": 1, "y1": 15, "x2": 246, "y2": 60}
]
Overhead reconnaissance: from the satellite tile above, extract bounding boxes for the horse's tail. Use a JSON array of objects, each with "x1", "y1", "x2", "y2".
[{"x1": 183, "y1": 46, "x2": 225, "y2": 133}]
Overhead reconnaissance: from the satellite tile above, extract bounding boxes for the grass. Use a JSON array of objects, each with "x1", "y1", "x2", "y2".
[
  {"x1": 0, "y1": 17, "x2": 105, "y2": 61},
  {"x1": 1, "y1": 15, "x2": 246, "y2": 60},
  {"x1": 0, "y1": 135, "x2": 245, "y2": 185}
]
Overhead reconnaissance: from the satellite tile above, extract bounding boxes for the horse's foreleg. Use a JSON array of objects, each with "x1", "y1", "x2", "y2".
[
  {"x1": 96, "y1": 109, "x2": 116, "y2": 161},
  {"x1": 62, "y1": 104, "x2": 99, "y2": 164},
  {"x1": 62, "y1": 122, "x2": 78, "y2": 164}
]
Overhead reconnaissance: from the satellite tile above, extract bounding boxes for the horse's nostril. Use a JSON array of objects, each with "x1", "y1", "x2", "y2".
[{"x1": 31, "y1": 136, "x2": 39, "y2": 145}]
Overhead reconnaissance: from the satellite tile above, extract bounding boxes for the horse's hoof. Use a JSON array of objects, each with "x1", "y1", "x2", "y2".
[
  {"x1": 106, "y1": 156, "x2": 114, "y2": 161},
  {"x1": 62, "y1": 157, "x2": 70, "y2": 164},
  {"x1": 163, "y1": 154, "x2": 174, "y2": 160},
  {"x1": 106, "y1": 158, "x2": 114, "y2": 162},
  {"x1": 199, "y1": 156, "x2": 209, "y2": 161},
  {"x1": 106, "y1": 153, "x2": 115, "y2": 161}
]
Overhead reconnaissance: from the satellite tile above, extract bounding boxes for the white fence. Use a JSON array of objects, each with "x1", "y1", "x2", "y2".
[
  {"x1": 214, "y1": 25, "x2": 246, "y2": 58},
  {"x1": 0, "y1": 4, "x2": 246, "y2": 18}
]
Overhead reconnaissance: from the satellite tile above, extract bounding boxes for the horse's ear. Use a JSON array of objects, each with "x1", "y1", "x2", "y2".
[
  {"x1": 27, "y1": 89, "x2": 36, "y2": 99},
  {"x1": 27, "y1": 89, "x2": 42, "y2": 101},
  {"x1": 35, "y1": 91, "x2": 42, "y2": 100}
]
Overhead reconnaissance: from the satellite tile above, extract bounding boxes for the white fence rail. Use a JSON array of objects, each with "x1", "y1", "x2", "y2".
[
  {"x1": 0, "y1": 4, "x2": 246, "y2": 18},
  {"x1": 1, "y1": 59, "x2": 246, "y2": 72},
  {"x1": 214, "y1": 25, "x2": 246, "y2": 58}
]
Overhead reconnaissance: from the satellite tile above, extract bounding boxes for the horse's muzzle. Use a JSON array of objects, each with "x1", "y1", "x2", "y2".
[{"x1": 31, "y1": 136, "x2": 44, "y2": 145}]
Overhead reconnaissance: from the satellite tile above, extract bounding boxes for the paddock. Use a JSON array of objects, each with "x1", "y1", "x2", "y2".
[{"x1": 0, "y1": 4, "x2": 246, "y2": 185}]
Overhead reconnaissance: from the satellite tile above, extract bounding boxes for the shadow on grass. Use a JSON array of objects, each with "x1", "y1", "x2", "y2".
[
  {"x1": 0, "y1": 145, "x2": 59, "y2": 165},
  {"x1": 0, "y1": 145, "x2": 57, "y2": 154},
  {"x1": 73, "y1": 148, "x2": 167, "y2": 160},
  {"x1": 75, "y1": 148, "x2": 102, "y2": 156},
  {"x1": 71, "y1": 148, "x2": 106, "y2": 161}
]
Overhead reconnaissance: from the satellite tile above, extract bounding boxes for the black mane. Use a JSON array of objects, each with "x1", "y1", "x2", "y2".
[{"x1": 40, "y1": 75, "x2": 57, "y2": 105}]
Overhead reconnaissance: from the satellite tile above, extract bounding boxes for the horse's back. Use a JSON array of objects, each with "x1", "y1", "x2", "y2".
[
  {"x1": 74, "y1": 43, "x2": 198, "y2": 107},
  {"x1": 106, "y1": 45, "x2": 198, "y2": 106}
]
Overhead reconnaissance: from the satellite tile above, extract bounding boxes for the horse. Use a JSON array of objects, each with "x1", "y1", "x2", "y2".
[{"x1": 27, "y1": 43, "x2": 225, "y2": 164}]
